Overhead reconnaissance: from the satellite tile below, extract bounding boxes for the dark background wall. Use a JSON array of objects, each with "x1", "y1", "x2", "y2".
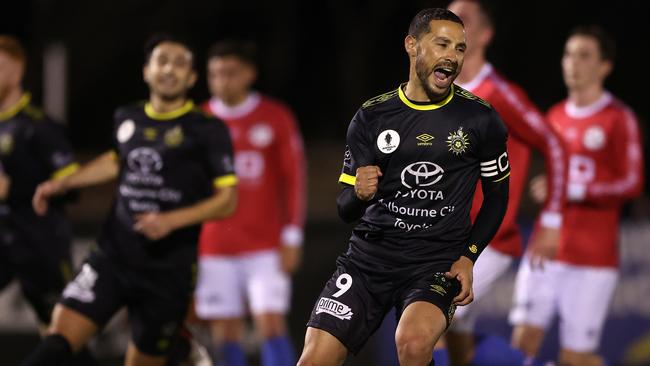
[
  {"x1": 3, "y1": 0, "x2": 649, "y2": 149},
  {"x1": 2, "y1": 1, "x2": 650, "y2": 365}
]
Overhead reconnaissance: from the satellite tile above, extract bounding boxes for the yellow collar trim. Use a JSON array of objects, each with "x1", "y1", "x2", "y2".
[
  {"x1": 398, "y1": 84, "x2": 454, "y2": 111},
  {"x1": 0, "y1": 93, "x2": 31, "y2": 121},
  {"x1": 144, "y1": 100, "x2": 194, "y2": 120}
]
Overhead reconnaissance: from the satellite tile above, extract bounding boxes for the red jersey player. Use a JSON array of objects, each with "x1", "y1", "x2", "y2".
[
  {"x1": 510, "y1": 26, "x2": 643, "y2": 366},
  {"x1": 438, "y1": 2, "x2": 568, "y2": 365},
  {"x1": 195, "y1": 41, "x2": 306, "y2": 366}
]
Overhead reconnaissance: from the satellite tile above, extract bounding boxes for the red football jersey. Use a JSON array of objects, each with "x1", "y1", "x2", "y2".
[
  {"x1": 199, "y1": 93, "x2": 306, "y2": 255},
  {"x1": 547, "y1": 92, "x2": 643, "y2": 267},
  {"x1": 459, "y1": 64, "x2": 567, "y2": 257}
]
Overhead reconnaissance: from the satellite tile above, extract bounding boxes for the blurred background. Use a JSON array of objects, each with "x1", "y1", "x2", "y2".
[{"x1": 1, "y1": 0, "x2": 650, "y2": 365}]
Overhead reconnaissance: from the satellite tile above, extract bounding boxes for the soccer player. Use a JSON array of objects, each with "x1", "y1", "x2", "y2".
[
  {"x1": 297, "y1": 8, "x2": 510, "y2": 366},
  {"x1": 0, "y1": 35, "x2": 78, "y2": 331},
  {"x1": 438, "y1": 1, "x2": 568, "y2": 364},
  {"x1": 509, "y1": 25, "x2": 644, "y2": 366},
  {"x1": 21, "y1": 34, "x2": 238, "y2": 366},
  {"x1": 195, "y1": 40, "x2": 305, "y2": 366}
]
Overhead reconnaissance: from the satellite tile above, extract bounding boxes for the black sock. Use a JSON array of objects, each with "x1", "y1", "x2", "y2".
[{"x1": 21, "y1": 334, "x2": 73, "y2": 366}]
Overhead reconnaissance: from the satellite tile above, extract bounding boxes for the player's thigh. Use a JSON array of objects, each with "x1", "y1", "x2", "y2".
[
  {"x1": 58, "y1": 251, "x2": 124, "y2": 341},
  {"x1": 298, "y1": 327, "x2": 347, "y2": 366},
  {"x1": 509, "y1": 257, "x2": 559, "y2": 329},
  {"x1": 244, "y1": 250, "x2": 291, "y2": 317},
  {"x1": 17, "y1": 252, "x2": 73, "y2": 324},
  {"x1": 128, "y1": 267, "x2": 194, "y2": 358},
  {"x1": 195, "y1": 255, "x2": 245, "y2": 320},
  {"x1": 396, "y1": 301, "x2": 448, "y2": 356},
  {"x1": 48, "y1": 304, "x2": 99, "y2": 353},
  {"x1": 452, "y1": 246, "x2": 513, "y2": 332},
  {"x1": 396, "y1": 272, "x2": 460, "y2": 351},
  {"x1": 305, "y1": 257, "x2": 390, "y2": 356},
  {"x1": 558, "y1": 264, "x2": 618, "y2": 353}
]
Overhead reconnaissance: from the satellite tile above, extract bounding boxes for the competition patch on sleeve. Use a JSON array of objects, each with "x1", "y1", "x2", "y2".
[{"x1": 480, "y1": 151, "x2": 510, "y2": 182}]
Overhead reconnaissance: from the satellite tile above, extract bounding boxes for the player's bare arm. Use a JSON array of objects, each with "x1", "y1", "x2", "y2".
[
  {"x1": 134, "y1": 185, "x2": 237, "y2": 241},
  {"x1": 32, "y1": 150, "x2": 119, "y2": 216}
]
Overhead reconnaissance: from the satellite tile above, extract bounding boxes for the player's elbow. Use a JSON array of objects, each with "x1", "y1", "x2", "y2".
[
  {"x1": 211, "y1": 186, "x2": 237, "y2": 219},
  {"x1": 222, "y1": 188, "x2": 238, "y2": 217},
  {"x1": 337, "y1": 204, "x2": 361, "y2": 223},
  {"x1": 336, "y1": 191, "x2": 364, "y2": 223}
]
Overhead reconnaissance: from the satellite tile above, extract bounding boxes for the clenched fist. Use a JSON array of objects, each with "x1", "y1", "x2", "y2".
[{"x1": 355, "y1": 166, "x2": 382, "y2": 201}]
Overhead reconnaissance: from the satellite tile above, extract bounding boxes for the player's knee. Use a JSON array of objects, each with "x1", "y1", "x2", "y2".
[
  {"x1": 511, "y1": 325, "x2": 543, "y2": 357},
  {"x1": 395, "y1": 329, "x2": 435, "y2": 361},
  {"x1": 255, "y1": 313, "x2": 287, "y2": 339}
]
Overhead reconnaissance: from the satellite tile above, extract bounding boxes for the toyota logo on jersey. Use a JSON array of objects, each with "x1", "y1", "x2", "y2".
[
  {"x1": 401, "y1": 162, "x2": 444, "y2": 189},
  {"x1": 127, "y1": 147, "x2": 163, "y2": 175}
]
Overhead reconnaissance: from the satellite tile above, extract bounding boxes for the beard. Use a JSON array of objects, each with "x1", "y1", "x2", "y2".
[
  {"x1": 415, "y1": 49, "x2": 459, "y2": 102},
  {"x1": 415, "y1": 56, "x2": 441, "y2": 101}
]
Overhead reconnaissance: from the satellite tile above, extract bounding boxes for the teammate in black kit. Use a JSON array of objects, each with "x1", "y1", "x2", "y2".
[
  {"x1": 297, "y1": 9, "x2": 510, "y2": 366},
  {"x1": 0, "y1": 35, "x2": 78, "y2": 328},
  {"x1": 21, "y1": 34, "x2": 238, "y2": 366}
]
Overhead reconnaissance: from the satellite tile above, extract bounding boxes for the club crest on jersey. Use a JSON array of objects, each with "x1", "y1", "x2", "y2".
[
  {"x1": 117, "y1": 119, "x2": 135, "y2": 143},
  {"x1": 377, "y1": 129, "x2": 400, "y2": 154},
  {"x1": 0, "y1": 134, "x2": 14, "y2": 155},
  {"x1": 249, "y1": 123, "x2": 274, "y2": 148},
  {"x1": 164, "y1": 126, "x2": 184, "y2": 147},
  {"x1": 447, "y1": 127, "x2": 469, "y2": 155},
  {"x1": 583, "y1": 126, "x2": 606, "y2": 151}
]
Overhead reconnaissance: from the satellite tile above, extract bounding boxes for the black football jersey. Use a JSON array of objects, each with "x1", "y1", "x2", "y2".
[
  {"x1": 339, "y1": 85, "x2": 510, "y2": 265},
  {"x1": 0, "y1": 93, "x2": 77, "y2": 217},
  {"x1": 101, "y1": 101, "x2": 236, "y2": 269}
]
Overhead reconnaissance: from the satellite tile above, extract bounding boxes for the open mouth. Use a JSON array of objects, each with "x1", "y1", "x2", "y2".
[{"x1": 433, "y1": 66, "x2": 455, "y2": 83}]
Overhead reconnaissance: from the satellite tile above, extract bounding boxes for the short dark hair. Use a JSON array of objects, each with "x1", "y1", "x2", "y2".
[
  {"x1": 408, "y1": 8, "x2": 464, "y2": 39},
  {"x1": 568, "y1": 25, "x2": 616, "y2": 62},
  {"x1": 144, "y1": 33, "x2": 195, "y2": 66},
  {"x1": 206, "y1": 40, "x2": 258, "y2": 67},
  {"x1": 0, "y1": 35, "x2": 26, "y2": 67},
  {"x1": 472, "y1": 0, "x2": 495, "y2": 28}
]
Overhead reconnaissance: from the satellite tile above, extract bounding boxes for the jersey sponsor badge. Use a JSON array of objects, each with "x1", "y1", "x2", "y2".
[
  {"x1": 315, "y1": 297, "x2": 354, "y2": 320},
  {"x1": 400, "y1": 162, "x2": 444, "y2": 189},
  {"x1": 62, "y1": 263, "x2": 98, "y2": 303},
  {"x1": 377, "y1": 129, "x2": 400, "y2": 153},
  {"x1": 583, "y1": 126, "x2": 606, "y2": 151},
  {"x1": 117, "y1": 119, "x2": 135, "y2": 143},
  {"x1": 127, "y1": 147, "x2": 163, "y2": 174},
  {"x1": 249, "y1": 123, "x2": 274, "y2": 148},
  {"x1": 447, "y1": 127, "x2": 469, "y2": 155},
  {"x1": 416, "y1": 133, "x2": 434, "y2": 146}
]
